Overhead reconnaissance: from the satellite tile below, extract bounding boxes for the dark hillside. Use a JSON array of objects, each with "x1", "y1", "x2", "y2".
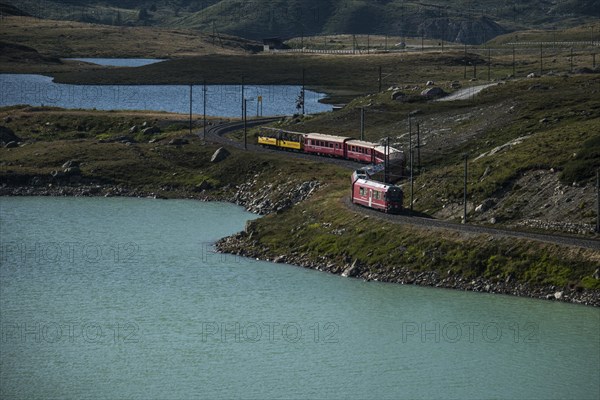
[{"x1": 4, "y1": 0, "x2": 598, "y2": 44}]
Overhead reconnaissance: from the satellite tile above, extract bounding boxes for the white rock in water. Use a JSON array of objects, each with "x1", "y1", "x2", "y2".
[{"x1": 554, "y1": 291, "x2": 563, "y2": 300}]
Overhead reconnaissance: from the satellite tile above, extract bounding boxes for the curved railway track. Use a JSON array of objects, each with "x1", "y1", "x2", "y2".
[
  {"x1": 203, "y1": 118, "x2": 600, "y2": 251},
  {"x1": 205, "y1": 117, "x2": 364, "y2": 170}
]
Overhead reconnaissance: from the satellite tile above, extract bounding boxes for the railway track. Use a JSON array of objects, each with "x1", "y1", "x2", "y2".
[
  {"x1": 204, "y1": 117, "x2": 364, "y2": 170},
  {"x1": 203, "y1": 118, "x2": 600, "y2": 251}
]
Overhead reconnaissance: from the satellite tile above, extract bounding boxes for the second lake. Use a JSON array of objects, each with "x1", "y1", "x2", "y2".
[{"x1": 0, "y1": 74, "x2": 332, "y2": 117}]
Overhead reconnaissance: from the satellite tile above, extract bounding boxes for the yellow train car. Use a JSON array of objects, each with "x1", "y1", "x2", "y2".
[
  {"x1": 279, "y1": 139, "x2": 302, "y2": 151},
  {"x1": 257, "y1": 128, "x2": 304, "y2": 151},
  {"x1": 257, "y1": 136, "x2": 278, "y2": 147}
]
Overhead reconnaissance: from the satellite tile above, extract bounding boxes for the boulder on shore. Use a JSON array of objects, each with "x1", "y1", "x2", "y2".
[
  {"x1": 342, "y1": 260, "x2": 360, "y2": 277},
  {"x1": 391, "y1": 90, "x2": 405, "y2": 101},
  {"x1": 62, "y1": 160, "x2": 80, "y2": 169},
  {"x1": 211, "y1": 147, "x2": 230, "y2": 163},
  {"x1": 421, "y1": 87, "x2": 447, "y2": 98},
  {"x1": 168, "y1": 138, "x2": 189, "y2": 146},
  {"x1": 142, "y1": 126, "x2": 161, "y2": 135},
  {"x1": 0, "y1": 126, "x2": 20, "y2": 145}
]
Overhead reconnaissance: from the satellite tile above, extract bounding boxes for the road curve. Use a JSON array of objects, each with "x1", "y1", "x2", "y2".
[{"x1": 203, "y1": 118, "x2": 600, "y2": 250}]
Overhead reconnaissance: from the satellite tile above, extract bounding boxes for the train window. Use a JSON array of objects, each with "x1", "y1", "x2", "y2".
[
  {"x1": 330, "y1": 143, "x2": 333, "y2": 148},
  {"x1": 359, "y1": 187, "x2": 365, "y2": 196}
]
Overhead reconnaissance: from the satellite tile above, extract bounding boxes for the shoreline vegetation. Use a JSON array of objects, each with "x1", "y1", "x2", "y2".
[{"x1": 1, "y1": 15, "x2": 599, "y2": 306}]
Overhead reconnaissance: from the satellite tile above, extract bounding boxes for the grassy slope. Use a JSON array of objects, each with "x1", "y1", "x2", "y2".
[
  {"x1": 0, "y1": 106, "x2": 345, "y2": 192},
  {"x1": 261, "y1": 74, "x2": 600, "y2": 229},
  {"x1": 489, "y1": 21, "x2": 600, "y2": 45},
  {"x1": 47, "y1": 51, "x2": 474, "y2": 102},
  {"x1": 245, "y1": 180, "x2": 600, "y2": 290},
  {"x1": 0, "y1": 16, "x2": 258, "y2": 59},
  {"x1": 223, "y1": 75, "x2": 600, "y2": 293}
]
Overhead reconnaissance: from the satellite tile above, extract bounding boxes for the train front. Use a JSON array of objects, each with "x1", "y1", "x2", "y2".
[{"x1": 385, "y1": 185, "x2": 403, "y2": 213}]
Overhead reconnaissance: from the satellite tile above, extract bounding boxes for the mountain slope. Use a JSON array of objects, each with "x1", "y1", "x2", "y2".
[{"x1": 3, "y1": 1, "x2": 598, "y2": 44}]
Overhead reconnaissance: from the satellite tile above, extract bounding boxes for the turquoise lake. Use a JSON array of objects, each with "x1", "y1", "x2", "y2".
[{"x1": 0, "y1": 197, "x2": 598, "y2": 399}]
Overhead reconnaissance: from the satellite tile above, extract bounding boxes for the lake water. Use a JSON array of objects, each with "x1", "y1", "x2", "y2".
[
  {"x1": 1, "y1": 197, "x2": 599, "y2": 400},
  {"x1": 65, "y1": 58, "x2": 166, "y2": 67},
  {"x1": 0, "y1": 74, "x2": 332, "y2": 117}
]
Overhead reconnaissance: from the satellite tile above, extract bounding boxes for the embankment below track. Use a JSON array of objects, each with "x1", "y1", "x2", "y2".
[
  {"x1": 3, "y1": 167, "x2": 600, "y2": 307},
  {"x1": 215, "y1": 225, "x2": 600, "y2": 308}
]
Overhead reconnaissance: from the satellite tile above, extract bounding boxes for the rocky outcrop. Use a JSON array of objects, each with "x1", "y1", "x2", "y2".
[
  {"x1": 230, "y1": 177, "x2": 320, "y2": 215},
  {"x1": 211, "y1": 147, "x2": 230, "y2": 163},
  {"x1": 0, "y1": 126, "x2": 20, "y2": 145},
  {"x1": 421, "y1": 87, "x2": 447, "y2": 98},
  {"x1": 142, "y1": 126, "x2": 161, "y2": 135},
  {"x1": 168, "y1": 138, "x2": 189, "y2": 146},
  {"x1": 391, "y1": 90, "x2": 405, "y2": 101},
  {"x1": 418, "y1": 16, "x2": 507, "y2": 45}
]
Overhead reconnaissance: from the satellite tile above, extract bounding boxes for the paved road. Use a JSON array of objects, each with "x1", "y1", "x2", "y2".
[{"x1": 204, "y1": 118, "x2": 600, "y2": 250}]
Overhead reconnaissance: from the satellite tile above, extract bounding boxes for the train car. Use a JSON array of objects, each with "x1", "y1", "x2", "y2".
[
  {"x1": 257, "y1": 128, "x2": 303, "y2": 151},
  {"x1": 257, "y1": 128, "x2": 278, "y2": 147},
  {"x1": 372, "y1": 145, "x2": 404, "y2": 165},
  {"x1": 303, "y1": 133, "x2": 350, "y2": 158},
  {"x1": 351, "y1": 177, "x2": 403, "y2": 213},
  {"x1": 369, "y1": 145, "x2": 405, "y2": 181},
  {"x1": 346, "y1": 140, "x2": 378, "y2": 163}
]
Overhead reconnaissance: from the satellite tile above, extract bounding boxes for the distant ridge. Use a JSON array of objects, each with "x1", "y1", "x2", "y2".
[
  {"x1": 2, "y1": 0, "x2": 599, "y2": 44},
  {"x1": 0, "y1": 2, "x2": 31, "y2": 16}
]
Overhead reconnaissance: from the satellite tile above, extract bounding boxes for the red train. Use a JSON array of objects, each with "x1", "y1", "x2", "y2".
[
  {"x1": 351, "y1": 169, "x2": 404, "y2": 213},
  {"x1": 258, "y1": 129, "x2": 404, "y2": 171},
  {"x1": 257, "y1": 128, "x2": 405, "y2": 213},
  {"x1": 301, "y1": 132, "x2": 404, "y2": 167}
]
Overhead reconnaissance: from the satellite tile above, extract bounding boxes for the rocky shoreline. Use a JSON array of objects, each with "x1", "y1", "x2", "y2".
[
  {"x1": 3, "y1": 181, "x2": 599, "y2": 307},
  {"x1": 215, "y1": 231, "x2": 600, "y2": 307},
  {"x1": 0, "y1": 176, "x2": 319, "y2": 215}
]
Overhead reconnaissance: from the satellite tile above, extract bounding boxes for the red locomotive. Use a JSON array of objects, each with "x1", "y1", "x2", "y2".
[{"x1": 351, "y1": 169, "x2": 403, "y2": 213}]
